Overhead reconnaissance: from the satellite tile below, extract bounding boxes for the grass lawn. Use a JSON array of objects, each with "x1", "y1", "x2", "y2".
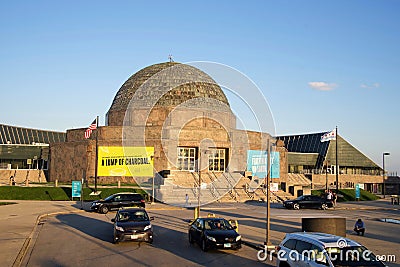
[
  {"x1": 312, "y1": 189, "x2": 379, "y2": 202},
  {"x1": 0, "y1": 186, "x2": 148, "y2": 201}
]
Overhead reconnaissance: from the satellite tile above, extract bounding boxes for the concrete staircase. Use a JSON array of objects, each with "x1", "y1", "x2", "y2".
[
  {"x1": 152, "y1": 171, "x2": 296, "y2": 206},
  {"x1": 0, "y1": 169, "x2": 47, "y2": 185},
  {"x1": 271, "y1": 190, "x2": 297, "y2": 203},
  {"x1": 154, "y1": 172, "x2": 243, "y2": 206}
]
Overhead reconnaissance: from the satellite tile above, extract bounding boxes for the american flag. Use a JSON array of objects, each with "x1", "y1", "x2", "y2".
[{"x1": 84, "y1": 119, "x2": 97, "y2": 139}]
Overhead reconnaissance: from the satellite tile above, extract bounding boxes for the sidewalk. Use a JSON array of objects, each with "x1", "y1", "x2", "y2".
[{"x1": 332, "y1": 198, "x2": 400, "y2": 211}]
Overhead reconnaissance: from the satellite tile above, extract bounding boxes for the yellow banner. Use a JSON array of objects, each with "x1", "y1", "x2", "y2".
[{"x1": 98, "y1": 146, "x2": 154, "y2": 177}]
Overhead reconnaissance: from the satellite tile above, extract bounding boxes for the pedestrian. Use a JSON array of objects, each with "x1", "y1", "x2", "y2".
[
  {"x1": 10, "y1": 175, "x2": 15, "y2": 186},
  {"x1": 354, "y1": 218, "x2": 365, "y2": 236},
  {"x1": 185, "y1": 193, "x2": 189, "y2": 207},
  {"x1": 326, "y1": 190, "x2": 333, "y2": 202},
  {"x1": 332, "y1": 192, "x2": 337, "y2": 206}
]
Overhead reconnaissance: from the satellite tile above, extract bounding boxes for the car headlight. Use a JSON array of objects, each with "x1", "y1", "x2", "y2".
[
  {"x1": 236, "y1": 235, "x2": 241, "y2": 242},
  {"x1": 144, "y1": 224, "x2": 152, "y2": 231},
  {"x1": 115, "y1": 225, "x2": 124, "y2": 232},
  {"x1": 206, "y1": 236, "x2": 216, "y2": 242}
]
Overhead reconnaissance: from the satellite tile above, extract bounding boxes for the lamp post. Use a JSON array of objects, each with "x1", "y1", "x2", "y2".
[
  {"x1": 383, "y1": 152, "x2": 390, "y2": 198},
  {"x1": 324, "y1": 159, "x2": 329, "y2": 191},
  {"x1": 195, "y1": 149, "x2": 209, "y2": 218},
  {"x1": 265, "y1": 138, "x2": 271, "y2": 247},
  {"x1": 197, "y1": 162, "x2": 201, "y2": 217}
]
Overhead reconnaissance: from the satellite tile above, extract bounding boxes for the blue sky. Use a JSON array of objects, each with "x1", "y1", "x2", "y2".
[{"x1": 1, "y1": 1, "x2": 399, "y2": 173}]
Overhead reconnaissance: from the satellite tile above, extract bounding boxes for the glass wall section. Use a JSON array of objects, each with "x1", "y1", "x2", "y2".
[{"x1": 0, "y1": 124, "x2": 65, "y2": 145}]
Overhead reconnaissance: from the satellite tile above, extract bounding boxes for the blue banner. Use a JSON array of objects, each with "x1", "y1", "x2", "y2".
[
  {"x1": 355, "y1": 184, "x2": 360, "y2": 199},
  {"x1": 247, "y1": 150, "x2": 280, "y2": 178},
  {"x1": 72, "y1": 181, "x2": 82, "y2": 198},
  {"x1": 270, "y1": 151, "x2": 280, "y2": 178},
  {"x1": 247, "y1": 150, "x2": 268, "y2": 178}
]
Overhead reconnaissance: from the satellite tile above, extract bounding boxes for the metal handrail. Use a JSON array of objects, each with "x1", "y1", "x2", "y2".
[{"x1": 223, "y1": 172, "x2": 240, "y2": 201}]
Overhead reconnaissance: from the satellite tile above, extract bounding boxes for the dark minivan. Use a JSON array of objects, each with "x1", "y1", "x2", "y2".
[{"x1": 90, "y1": 192, "x2": 145, "y2": 214}]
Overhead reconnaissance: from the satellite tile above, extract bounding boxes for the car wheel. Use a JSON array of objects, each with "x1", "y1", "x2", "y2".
[
  {"x1": 188, "y1": 233, "x2": 194, "y2": 244},
  {"x1": 100, "y1": 205, "x2": 109, "y2": 214},
  {"x1": 201, "y1": 238, "x2": 208, "y2": 252},
  {"x1": 293, "y1": 203, "x2": 300, "y2": 210},
  {"x1": 321, "y1": 203, "x2": 328, "y2": 210}
]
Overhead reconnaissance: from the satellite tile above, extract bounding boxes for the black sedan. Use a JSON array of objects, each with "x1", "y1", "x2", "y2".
[
  {"x1": 283, "y1": 195, "x2": 333, "y2": 210},
  {"x1": 111, "y1": 207, "x2": 153, "y2": 244},
  {"x1": 188, "y1": 217, "x2": 241, "y2": 251}
]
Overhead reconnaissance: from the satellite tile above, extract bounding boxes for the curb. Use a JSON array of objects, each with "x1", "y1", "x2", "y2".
[
  {"x1": 146, "y1": 206, "x2": 184, "y2": 211},
  {"x1": 14, "y1": 209, "x2": 86, "y2": 267},
  {"x1": 330, "y1": 207, "x2": 400, "y2": 211}
]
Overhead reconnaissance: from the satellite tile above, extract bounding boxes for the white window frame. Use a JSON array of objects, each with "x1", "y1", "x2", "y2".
[
  {"x1": 208, "y1": 148, "x2": 227, "y2": 172},
  {"x1": 177, "y1": 147, "x2": 197, "y2": 171}
]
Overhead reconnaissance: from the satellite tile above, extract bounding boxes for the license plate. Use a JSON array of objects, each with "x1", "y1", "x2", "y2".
[
  {"x1": 224, "y1": 243, "x2": 231, "y2": 248},
  {"x1": 131, "y1": 235, "x2": 139, "y2": 240}
]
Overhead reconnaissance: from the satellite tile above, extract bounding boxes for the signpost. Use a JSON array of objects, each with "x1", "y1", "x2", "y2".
[
  {"x1": 72, "y1": 181, "x2": 82, "y2": 198},
  {"x1": 355, "y1": 183, "x2": 360, "y2": 200},
  {"x1": 72, "y1": 180, "x2": 83, "y2": 209},
  {"x1": 270, "y1": 183, "x2": 279, "y2": 192}
]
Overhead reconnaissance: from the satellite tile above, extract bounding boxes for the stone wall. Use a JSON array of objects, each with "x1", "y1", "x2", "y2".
[{"x1": 49, "y1": 105, "x2": 287, "y2": 185}]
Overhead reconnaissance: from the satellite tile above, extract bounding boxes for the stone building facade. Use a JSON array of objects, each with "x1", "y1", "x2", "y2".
[{"x1": 49, "y1": 62, "x2": 288, "y2": 204}]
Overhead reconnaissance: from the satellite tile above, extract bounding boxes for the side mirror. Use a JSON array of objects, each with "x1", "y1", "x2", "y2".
[
  {"x1": 232, "y1": 225, "x2": 237, "y2": 229},
  {"x1": 111, "y1": 218, "x2": 115, "y2": 222},
  {"x1": 150, "y1": 216, "x2": 155, "y2": 221}
]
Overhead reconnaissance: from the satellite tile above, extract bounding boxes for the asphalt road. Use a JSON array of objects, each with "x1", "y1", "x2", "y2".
[
  {"x1": 18, "y1": 201, "x2": 400, "y2": 267},
  {"x1": 22, "y1": 208, "x2": 271, "y2": 267}
]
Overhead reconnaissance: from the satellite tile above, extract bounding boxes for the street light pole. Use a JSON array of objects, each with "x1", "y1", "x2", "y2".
[
  {"x1": 196, "y1": 151, "x2": 201, "y2": 218},
  {"x1": 195, "y1": 149, "x2": 208, "y2": 218},
  {"x1": 265, "y1": 138, "x2": 271, "y2": 247},
  {"x1": 197, "y1": 169, "x2": 201, "y2": 214},
  {"x1": 335, "y1": 126, "x2": 339, "y2": 194},
  {"x1": 383, "y1": 152, "x2": 390, "y2": 198},
  {"x1": 325, "y1": 159, "x2": 329, "y2": 191}
]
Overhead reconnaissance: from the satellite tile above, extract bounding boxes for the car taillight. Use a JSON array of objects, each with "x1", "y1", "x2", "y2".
[
  {"x1": 141, "y1": 199, "x2": 145, "y2": 203},
  {"x1": 276, "y1": 246, "x2": 281, "y2": 251}
]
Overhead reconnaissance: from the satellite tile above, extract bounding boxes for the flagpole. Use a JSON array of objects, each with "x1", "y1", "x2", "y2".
[
  {"x1": 335, "y1": 126, "x2": 339, "y2": 194},
  {"x1": 94, "y1": 116, "x2": 99, "y2": 193}
]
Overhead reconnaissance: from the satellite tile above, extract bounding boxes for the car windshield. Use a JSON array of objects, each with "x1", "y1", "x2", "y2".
[
  {"x1": 295, "y1": 196, "x2": 305, "y2": 201},
  {"x1": 205, "y1": 219, "x2": 233, "y2": 230},
  {"x1": 326, "y1": 246, "x2": 384, "y2": 266},
  {"x1": 117, "y1": 211, "x2": 149, "y2": 222},
  {"x1": 104, "y1": 194, "x2": 116, "y2": 201}
]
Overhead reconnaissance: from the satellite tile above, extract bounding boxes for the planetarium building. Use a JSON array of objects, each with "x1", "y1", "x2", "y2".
[{"x1": 49, "y1": 62, "x2": 285, "y2": 205}]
